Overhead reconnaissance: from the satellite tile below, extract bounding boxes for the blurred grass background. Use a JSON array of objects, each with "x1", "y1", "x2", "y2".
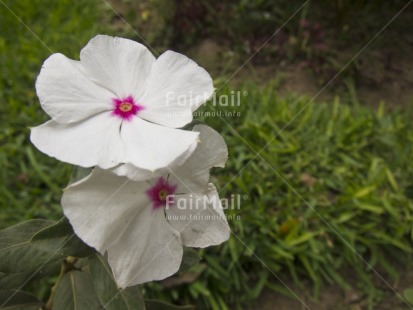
[{"x1": 1, "y1": 0, "x2": 413, "y2": 309}]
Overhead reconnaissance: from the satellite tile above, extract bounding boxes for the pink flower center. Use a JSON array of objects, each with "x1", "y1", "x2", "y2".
[
  {"x1": 146, "y1": 177, "x2": 177, "y2": 209},
  {"x1": 112, "y1": 96, "x2": 144, "y2": 121}
]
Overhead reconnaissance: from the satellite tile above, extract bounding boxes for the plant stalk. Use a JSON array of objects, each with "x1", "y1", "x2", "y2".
[{"x1": 44, "y1": 256, "x2": 77, "y2": 310}]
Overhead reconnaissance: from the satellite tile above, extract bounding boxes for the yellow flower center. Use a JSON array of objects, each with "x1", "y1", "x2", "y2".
[
  {"x1": 119, "y1": 102, "x2": 133, "y2": 112},
  {"x1": 159, "y1": 190, "x2": 168, "y2": 201}
]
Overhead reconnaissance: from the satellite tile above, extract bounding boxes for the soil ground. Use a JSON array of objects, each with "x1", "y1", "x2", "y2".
[
  {"x1": 245, "y1": 268, "x2": 413, "y2": 310},
  {"x1": 188, "y1": 39, "x2": 413, "y2": 108}
]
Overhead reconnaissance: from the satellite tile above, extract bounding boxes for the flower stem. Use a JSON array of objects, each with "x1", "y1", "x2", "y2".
[{"x1": 45, "y1": 256, "x2": 77, "y2": 310}]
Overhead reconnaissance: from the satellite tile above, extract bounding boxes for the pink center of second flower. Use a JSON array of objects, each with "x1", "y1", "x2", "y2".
[
  {"x1": 146, "y1": 177, "x2": 177, "y2": 209},
  {"x1": 112, "y1": 96, "x2": 144, "y2": 121}
]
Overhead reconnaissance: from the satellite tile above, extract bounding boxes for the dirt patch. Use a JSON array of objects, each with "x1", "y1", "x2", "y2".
[
  {"x1": 106, "y1": 0, "x2": 413, "y2": 106},
  {"x1": 189, "y1": 39, "x2": 413, "y2": 106},
  {"x1": 244, "y1": 267, "x2": 413, "y2": 310}
]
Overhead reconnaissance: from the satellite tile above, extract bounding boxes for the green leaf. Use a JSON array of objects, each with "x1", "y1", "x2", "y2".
[
  {"x1": 0, "y1": 219, "x2": 94, "y2": 289},
  {"x1": 53, "y1": 270, "x2": 101, "y2": 310},
  {"x1": 353, "y1": 186, "x2": 376, "y2": 198},
  {"x1": 88, "y1": 254, "x2": 145, "y2": 310},
  {"x1": 385, "y1": 168, "x2": 399, "y2": 192},
  {"x1": 247, "y1": 271, "x2": 268, "y2": 299},
  {"x1": 355, "y1": 202, "x2": 384, "y2": 214},
  {"x1": 26, "y1": 147, "x2": 61, "y2": 193},
  {"x1": 285, "y1": 232, "x2": 318, "y2": 247},
  {"x1": 402, "y1": 288, "x2": 413, "y2": 305},
  {"x1": 0, "y1": 261, "x2": 59, "y2": 290},
  {"x1": 0, "y1": 220, "x2": 57, "y2": 274},
  {"x1": 0, "y1": 220, "x2": 54, "y2": 248},
  {"x1": 178, "y1": 248, "x2": 200, "y2": 273},
  {"x1": 145, "y1": 300, "x2": 195, "y2": 310},
  {"x1": 0, "y1": 290, "x2": 42, "y2": 309},
  {"x1": 31, "y1": 217, "x2": 95, "y2": 258},
  {"x1": 68, "y1": 166, "x2": 93, "y2": 186}
]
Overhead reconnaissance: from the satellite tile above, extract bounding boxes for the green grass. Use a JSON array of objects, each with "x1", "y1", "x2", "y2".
[
  {"x1": 1, "y1": 1, "x2": 413, "y2": 309},
  {"x1": 0, "y1": 0, "x2": 110, "y2": 227},
  {"x1": 145, "y1": 84, "x2": 413, "y2": 309}
]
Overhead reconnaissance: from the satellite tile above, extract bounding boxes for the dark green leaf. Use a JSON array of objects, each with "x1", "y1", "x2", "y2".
[
  {"x1": 88, "y1": 254, "x2": 145, "y2": 310},
  {"x1": 0, "y1": 218, "x2": 94, "y2": 273},
  {"x1": 145, "y1": 300, "x2": 195, "y2": 310},
  {"x1": 0, "y1": 219, "x2": 94, "y2": 289},
  {"x1": 0, "y1": 220, "x2": 54, "y2": 248},
  {"x1": 0, "y1": 290, "x2": 42, "y2": 309},
  {"x1": 31, "y1": 217, "x2": 95, "y2": 258},
  {"x1": 0, "y1": 261, "x2": 59, "y2": 290},
  {"x1": 0, "y1": 220, "x2": 58, "y2": 274},
  {"x1": 53, "y1": 270, "x2": 101, "y2": 310}
]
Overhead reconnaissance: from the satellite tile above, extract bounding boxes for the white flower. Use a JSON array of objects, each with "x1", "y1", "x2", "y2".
[
  {"x1": 30, "y1": 35, "x2": 214, "y2": 171},
  {"x1": 61, "y1": 125, "x2": 230, "y2": 288}
]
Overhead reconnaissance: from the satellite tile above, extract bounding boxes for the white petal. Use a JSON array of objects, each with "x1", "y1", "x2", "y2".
[
  {"x1": 62, "y1": 168, "x2": 148, "y2": 252},
  {"x1": 139, "y1": 51, "x2": 214, "y2": 128},
  {"x1": 80, "y1": 35, "x2": 156, "y2": 99},
  {"x1": 30, "y1": 113, "x2": 125, "y2": 169},
  {"x1": 36, "y1": 53, "x2": 114, "y2": 123},
  {"x1": 165, "y1": 184, "x2": 230, "y2": 248},
  {"x1": 62, "y1": 168, "x2": 183, "y2": 287},
  {"x1": 110, "y1": 163, "x2": 157, "y2": 182},
  {"x1": 169, "y1": 125, "x2": 228, "y2": 193},
  {"x1": 108, "y1": 206, "x2": 182, "y2": 287},
  {"x1": 110, "y1": 140, "x2": 197, "y2": 181},
  {"x1": 120, "y1": 117, "x2": 199, "y2": 171}
]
